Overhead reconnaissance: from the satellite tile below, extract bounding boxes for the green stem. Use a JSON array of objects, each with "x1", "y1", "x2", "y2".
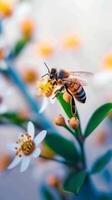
[
  {"x1": 64, "y1": 124, "x2": 86, "y2": 169},
  {"x1": 40, "y1": 155, "x2": 72, "y2": 166},
  {"x1": 64, "y1": 124, "x2": 82, "y2": 146},
  {"x1": 64, "y1": 124, "x2": 77, "y2": 137},
  {"x1": 75, "y1": 108, "x2": 83, "y2": 136}
]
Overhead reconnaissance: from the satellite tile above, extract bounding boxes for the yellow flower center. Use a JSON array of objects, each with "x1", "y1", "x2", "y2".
[
  {"x1": 22, "y1": 69, "x2": 37, "y2": 83},
  {"x1": 0, "y1": 1, "x2": 13, "y2": 17},
  {"x1": 37, "y1": 42, "x2": 54, "y2": 57},
  {"x1": 21, "y1": 19, "x2": 34, "y2": 38},
  {"x1": 63, "y1": 35, "x2": 80, "y2": 49},
  {"x1": 21, "y1": 140, "x2": 35, "y2": 156},
  {"x1": 36, "y1": 81, "x2": 53, "y2": 97},
  {"x1": 103, "y1": 54, "x2": 112, "y2": 69},
  {"x1": 15, "y1": 133, "x2": 35, "y2": 157}
]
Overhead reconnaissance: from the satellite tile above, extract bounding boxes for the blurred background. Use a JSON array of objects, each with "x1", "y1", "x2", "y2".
[{"x1": 0, "y1": 0, "x2": 112, "y2": 199}]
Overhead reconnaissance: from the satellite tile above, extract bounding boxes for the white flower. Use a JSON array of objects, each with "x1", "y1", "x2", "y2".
[
  {"x1": 39, "y1": 95, "x2": 56, "y2": 114},
  {"x1": 36, "y1": 80, "x2": 56, "y2": 113},
  {"x1": 7, "y1": 121, "x2": 47, "y2": 172},
  {"x1": 93, "y1": 70, "x2": 112, "y2": 87},
  {"x1": 0, "y1": 75, "x2": 14, "y2": 114}
]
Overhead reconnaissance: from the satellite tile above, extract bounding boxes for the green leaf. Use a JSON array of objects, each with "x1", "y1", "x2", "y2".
[
  {"x1": 45, "y1": 134, "x2": 80, "y2": 164},
  {"x1": 91, "y1": 150, "x2": 112, "y2": 174},
  {"x1": 41, "y1": 186, "x2": 56, "y2": 200},
  {"x1": 10, "y1": 37, "x2": 29, "y2": 58},
  {"x1": 0, "y1": 112, "x2": 27, "y2": 126},
  {"x1": 84, "y1": 103, "x2": 112, "y2": 138},
  {"x1": 101, "y1": 195, "x2": 112, "y2": 200},
  {"x1": 57, "y1": 93, "x2": 72, "y2": 118},
  {"x1": 63, "y1": 170, "x2": 87, "y2": 194},
  {"x1": 0, "y1": 111, "x2": 42, "y2": 130}
]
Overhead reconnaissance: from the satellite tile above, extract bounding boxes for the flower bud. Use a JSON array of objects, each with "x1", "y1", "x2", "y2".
[
  {"x1": 69, "y1": 116, "x2": 79, "y2": 129},
  {"x1": 47, "y1": 176, "x2": 60, "y2": 187},
  {"x1": 63, "y1": 92, "x2": 71, "y2": 103},
  {"x1": 54, "y1": 114, "x2": 65, "y2": 126},
  {"x1": 0, "y1": 48, "x2": 5, "y2": 60}
]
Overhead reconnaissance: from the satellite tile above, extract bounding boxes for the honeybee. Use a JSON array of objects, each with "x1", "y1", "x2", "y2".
[{"x1": 42, "y1": 63, "x2": 93, "y2": 115}]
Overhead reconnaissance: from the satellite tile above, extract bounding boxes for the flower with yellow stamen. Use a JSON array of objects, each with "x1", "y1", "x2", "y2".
[
  {"x1": 7, "y1": 121, "x2": 47, "y2": 172},
  {"x1": 62, "y1": 34, "x2": 80, "y2": 49},
  {"x1": 21, "y1": 19, "x2": 35, "y2": 39},
  {"x1": 0, "y1": 1, "x2": 13, "y2": 17},
  {"x1": 36, "y1": 80, "x2": 56, "y2": 113},
  {"x1": 22, "y1": 68, "x2": 38, "y2": 84},
  {"x1": 37, "y1": 41, "x2": 54, "y2": 57},
  {"x1": 36, "y1": 81, "x2": 53, "y2": 97},
  {"x1": 102, "y1": 53, "x2": 112, "y2": 70}
]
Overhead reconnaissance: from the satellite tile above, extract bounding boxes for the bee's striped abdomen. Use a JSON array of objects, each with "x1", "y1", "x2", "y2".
[
  {"x1": 73, "y1": 83, "x2": 86, "y2": 103},
  {"x1": 69, "y1": 82, "x2": 86, "y2": 103}
]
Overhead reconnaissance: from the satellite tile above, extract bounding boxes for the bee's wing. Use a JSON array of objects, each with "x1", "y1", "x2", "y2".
[
  {"x1": 63, "y1": 78, "x2": 88, "y2": 86},
  {"x1": 68, "y1": 71, "x2": 94, "y2": 86},
  {"x1": 76, "y1": 78, "x2": 88, "y2": 86},
  {"x1": 69, "y1": 71, "x2": 94, "y2": 78}
]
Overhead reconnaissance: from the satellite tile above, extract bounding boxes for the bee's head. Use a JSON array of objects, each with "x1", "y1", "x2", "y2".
[
  {"x1": 50, "y1": 68, "x2": 57, "y2": 79},
  {"x1": 42, "y1": 63, "x2": 57, "y2": 80}
]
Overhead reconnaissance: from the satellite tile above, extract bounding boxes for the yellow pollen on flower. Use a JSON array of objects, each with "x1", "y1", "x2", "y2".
[
  {"x1": 36, "y1": 81, "x2": 53, "y2": 97},
  {"x1": 37, "y1": 41, "x2": 54, "y2": 57},
  {"x1": 15, "y1": 133, "x2": 35, "y2": 156},
  {"x1": 21, "y1": 140, "x2": 35, "y2": 156}
]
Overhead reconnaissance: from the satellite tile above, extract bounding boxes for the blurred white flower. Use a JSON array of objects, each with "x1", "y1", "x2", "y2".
[
  {"x1": 0, "y1": 77, "x2": 14, "y2": 114},
  {"x1": 93, "y1": 70, "x2": 112, "y2": 87},
  {"x1": 7, "y1": 121, "x2": 47, "y2": 172}
]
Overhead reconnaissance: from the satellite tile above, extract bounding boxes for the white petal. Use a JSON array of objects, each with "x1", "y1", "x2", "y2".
[
  {"x1": 49, "y1": 95, "x2": 56, "y2": 104},
  {"x1": 7, "y1": 143, "x2": 18, "y2": 152},
  {"x1": 39, "y1": 97, "x2": 48, "y2": 114},
  {"x1": 0, "y1": 104, "x2": 8, "y2": 114},
  {"x1": 27, "y1": 121, "x2": 35, "y2": 139},
  {"x1": 8, "y1": 156, "x2": 22, "y2": 170},
  {"x1": 5, "y1": 89, "x2": 14, "y2": 97},
  {"x1": 20, "y1": 156, "x2": 31, "y2": 172},
  {"x1": 17, "y1": 133, "x2": 23, "y2": 140},
  {"x1": 34, "y1": 130, "x2": 47, "y2": 146},
  {"x1": 32, "y1": 148, "x2": 41, "y2": 158}
]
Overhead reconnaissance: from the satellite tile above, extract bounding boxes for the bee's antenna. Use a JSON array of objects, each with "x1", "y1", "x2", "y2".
[
  {"x1": 44, "y1": 62, "x2": 50, "y2": 73},
  {"x1": 41, "y1": 73, "x2": 49, "y2": 78}
]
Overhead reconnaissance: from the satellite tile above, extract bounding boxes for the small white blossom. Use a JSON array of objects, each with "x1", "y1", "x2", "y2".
[
  {"x1": 39, "y1": 96, "x2": 56, "y2": 114},
  {"x1": 7, "y1": 121, "x2": 47, "y2": 172}
]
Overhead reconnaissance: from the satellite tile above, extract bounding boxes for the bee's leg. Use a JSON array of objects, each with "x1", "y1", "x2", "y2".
[
  {"x1": 70, "y1": 96, "x2": 76, "y2": 116},
  {"x1": 53, "y1": 85, "x2": 65, "y2": 98},
  {"x1": 64, "y1": 85, "x2": 76, "y2": 116}
]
